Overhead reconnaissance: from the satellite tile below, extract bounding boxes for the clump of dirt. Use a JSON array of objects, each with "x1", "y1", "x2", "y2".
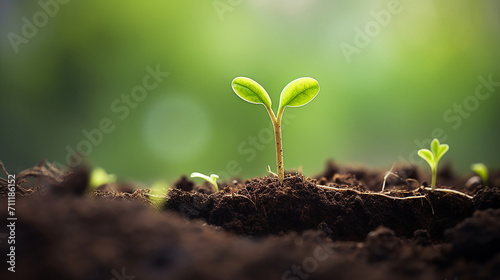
[
  {"x1": 446, "y1": 208, "x2": 500, "y2": 261},
  {"x1": 165, "y1": 174, "x2": 480, "y2": 241}
]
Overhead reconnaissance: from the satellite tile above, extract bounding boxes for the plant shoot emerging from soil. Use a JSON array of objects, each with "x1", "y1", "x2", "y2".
[
  {"x1": 148, "y1": 180, "x2": 170, "y2": 208},
  {"x1": 88, "y1": 167, "x2": 116, "y2": 191},
  {"x1": 231, "y1": 77, "x2": 320, "y2": 182},
  {"x1": 191, "y1": 172, "x2": 219, "y2": 192},
  {"x1": 471, "y1": 163, "x2": 488, "y2": 187},
  {"x1": 417, "y1": 138, "x2": 449, "y2": 190}
]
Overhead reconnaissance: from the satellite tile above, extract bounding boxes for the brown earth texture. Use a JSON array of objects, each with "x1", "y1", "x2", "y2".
[{"x1": 1, "y1": 160, "x2": 500, "y2": 280}]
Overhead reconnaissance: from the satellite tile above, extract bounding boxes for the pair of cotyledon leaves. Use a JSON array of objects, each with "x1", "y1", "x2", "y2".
[
  {"x1": 417, "y1": 139, "x2": 449, "y2": 168},
  {"x1": 231, "y1": 77, "x2": 320, "y2": 115}
]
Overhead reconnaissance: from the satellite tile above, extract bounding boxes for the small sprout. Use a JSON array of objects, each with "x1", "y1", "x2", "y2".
[
  {"x1": 190, "y1": 172, "x2": 219, "y2": 192},
  {"x1": 381, "y1": 163, "x2": 396, "y2": 192},
  {"x1": 231, "y1": 77, "x2": 320, "y2": 182},
  {"x1": 148, "y1": 180, "x2": 170, "y2": 208},
  {"x1": 266, "y1": 165, "x2": 278, "y2": 177},
  {"x1": 471, "y1": 163, "x2": 488, "y2": 187},
  {"x1": 417, "y1": 138, "x2": 449, "y2": 190},
  {"x1": 88, "y1": 167, "x2": 116, "y2": 191}
]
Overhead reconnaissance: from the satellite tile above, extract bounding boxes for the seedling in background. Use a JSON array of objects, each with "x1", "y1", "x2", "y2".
[
  {"x1": 191, "y1": 172, "x2": 219, "y2": 192},
  {"x1": 231, "y1": 77, "x2": 320, "y2": 182},
  {"x1": 88, "y1": 167, "x2": 116, "y2": 191},
  {"x1": 148, "y1": 180, "x2": 170, "y2": 208},
  {"x1": 417, "y1": 138, "x2": 449, "y2": 190},
  {"x1": 471, "y1": 163, "x2": 488, "y2": 187}
]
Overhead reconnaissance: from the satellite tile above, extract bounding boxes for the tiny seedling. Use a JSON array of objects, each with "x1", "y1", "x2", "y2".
[
  {"x1": 191, "y1": 172, "x2": 219, "y2": 192},
  {"x1": 231, "y1": 77, "x2": 320, "y2": 182},
  {"x1": 471, "y1": 163, "x2": 488, "y2": 187},
  {"x1": 148, "y1": 180, "x2": 170, "y2": 208},
  {"x1": 381, "y1": 163, "x2": 396, "y2": 192},
  {"x1": 88, "y1": 167, "x2": 116, "y2": 191},
  {"x1": 417, "y1": 138, "x2": 449, "y2": 190}
]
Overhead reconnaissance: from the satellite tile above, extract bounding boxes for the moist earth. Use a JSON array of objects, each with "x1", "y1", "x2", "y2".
[{"x1": 1, "y1": 161, "x2": 499, "y2": 280}]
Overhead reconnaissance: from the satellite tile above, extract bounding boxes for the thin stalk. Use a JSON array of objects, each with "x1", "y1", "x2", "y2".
[
  {"x1": 265, "y1": 106, "x2": 284, "y2": 183},
  {"x1": 275, "y1": 113, "x2": 284, "y2": 182},
  {"x1": 431, "y1": 164, "x2": 436, "y2": 190}
]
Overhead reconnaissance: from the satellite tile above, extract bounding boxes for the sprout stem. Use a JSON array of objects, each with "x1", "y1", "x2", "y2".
[
  {"x1": 265, "y1": 106, "x2": 284, "y2": 182},
  {"x1": 274, "y1": 117, "x2": 284, "y2": 182},
  {"x1": 431, "y1": 165, "x2": 437, "y2": 190}
]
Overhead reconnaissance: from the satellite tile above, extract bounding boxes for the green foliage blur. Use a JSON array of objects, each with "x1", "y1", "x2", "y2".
[{"x1": 1, "y1": 0, "x2": 499, "y2": 183}]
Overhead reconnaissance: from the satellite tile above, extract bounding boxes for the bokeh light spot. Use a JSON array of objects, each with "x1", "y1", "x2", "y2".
[{"x1": 143, "y1": 95, "x2": 210, "y2": 161}]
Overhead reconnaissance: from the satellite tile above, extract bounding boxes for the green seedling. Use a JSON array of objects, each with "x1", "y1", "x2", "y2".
[
  {"x1": 471, "y1": 163, "x2": 488, "y2": 187},
  {"x1": 191, "y1": 172, "x2": 219, "y2": 192},
  {"x1": 417, "y1": 138, "x2": 449, "y2": 190},
  {"x1": 148, "y1": 180, "x2": 170, "y2": 208},
  {"x1": 88, "y1": 167, "x2": 116, "y2": 191},
  {"x1": 231, "y1": 77, "x2": 320, "y2": 182}
]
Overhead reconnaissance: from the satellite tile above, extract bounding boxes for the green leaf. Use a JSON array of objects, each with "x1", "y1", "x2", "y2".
[
  {"x1": 431, "y1": 139, "x2": 440, "y2": 155},
  {"x1": 88, "y1": 167, "x2": 116, "y2": 191},
  {"x1": 231, "y1": 77, "x2": 272, "y2": 109},
  {"x1": 417, "y1": 149, "x2": 434, "y2": 167},
  {"x1": 190, "y1": 172, "x2": 219, "y2": 192},
  {"x1": 431, "y1": 138, "x2": 449, "y2": 162},
  {"x1": 471, "y1": 163, "x2": 488, "y2": 185},
  {"x1": 435, "y1": 144, "x2": 449, "y2": 162},
  {"x1": 278, "y1": 77, "x2": 320, "y2": 112}
]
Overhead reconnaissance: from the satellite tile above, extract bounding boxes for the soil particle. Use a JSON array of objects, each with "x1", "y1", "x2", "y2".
[
  {"x1": 465, "y1": 175, "x2": 483, "y2": 193},
  {"x1": 364, "y1": 226, "x2": 401, "y2": 262},
  {"x1": 50, "y1": 166, "x2": 90, "y2": 196},
  {"x1": 413, "y1": 229, "x2": 431, "y2": 246}
]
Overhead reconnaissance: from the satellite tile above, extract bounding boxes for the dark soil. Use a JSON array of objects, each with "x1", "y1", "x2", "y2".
[{"x1": 1, "y1": 160, "x2": 500, "y2": 280}]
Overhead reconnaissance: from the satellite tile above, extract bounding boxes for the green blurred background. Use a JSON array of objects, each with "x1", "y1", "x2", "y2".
[{"x1": 1, "y1": 0, "x2": 499, "y2": 184}]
